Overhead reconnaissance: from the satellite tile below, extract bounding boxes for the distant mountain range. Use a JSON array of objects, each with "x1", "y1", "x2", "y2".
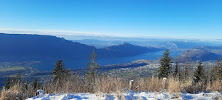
[
  {"x1": 0, "y1": 33, "x2": 161, "y2": 70},
  {"x1": 73, "y1": 39, "x2": 222, "y2": 50},
  {"x1": 160, "y1": 41, "x2": 219, "y2": 50},
  {"x1": 97, "y1": 42, "x2": 161, "y2": 57},
  {"x1": 196, "y1": 46, "x2": 222, "y2": 55},
  {"x1": 179, "y1": 48, "x2": 222, "y2": 61},
  {"x1": 72, "y1": 39, "x2": 122, "y2": 48}
]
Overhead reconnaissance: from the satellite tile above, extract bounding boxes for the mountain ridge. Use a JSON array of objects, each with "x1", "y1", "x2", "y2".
[
  {"x1": 0, "y1": 33, "x2": 161, "y2": 70},
  {"x1": 179, "y1": 48, "x2": 221, "y2": 61}
]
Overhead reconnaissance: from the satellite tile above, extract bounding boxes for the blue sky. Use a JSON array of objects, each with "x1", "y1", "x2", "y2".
[{"x1": 0, "y1": 0, "x2": 221, "y2": 40}]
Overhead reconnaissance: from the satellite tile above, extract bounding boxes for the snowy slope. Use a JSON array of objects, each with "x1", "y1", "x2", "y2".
[{"x1": 26, "y1": 90, "x2": 222, "y2": 100}]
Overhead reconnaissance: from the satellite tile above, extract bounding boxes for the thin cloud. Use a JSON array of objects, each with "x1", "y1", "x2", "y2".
[
  {"x1": 0, "y1": 29, "x2": 141, "y2": 38},
  {"x1": 0, "y1": 29, "x2": 167, "y2": 40},
  {"x1": 0, "y1": 29, "x2": 217, "y2": 41}
]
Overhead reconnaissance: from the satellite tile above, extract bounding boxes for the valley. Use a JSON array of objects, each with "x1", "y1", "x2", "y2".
[{"x1": 0, "y1": 33, "x2": 222, "y2": 83}]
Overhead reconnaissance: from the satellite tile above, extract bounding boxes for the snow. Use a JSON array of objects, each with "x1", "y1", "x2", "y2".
[
  {"x1": 26, "y1": 90, "x2": 222, "y2": 100},
  {"x1": 37, "y1": 90, "x2": 44, "y2": 94}
]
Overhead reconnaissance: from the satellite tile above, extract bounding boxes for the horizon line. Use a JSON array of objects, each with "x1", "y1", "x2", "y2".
[{"x1": 0, "y1": 28, "x2": 220, "y2": 41}]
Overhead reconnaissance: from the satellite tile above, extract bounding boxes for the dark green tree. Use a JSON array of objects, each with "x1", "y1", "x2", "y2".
[
  {"x1": 217, "y1": 57, "x2": 222, "y2": 66},
  {"x1": 53, "y1": 60, "x2": 66, "y2": 83},
  {"x1": 32, "y1": 78, "x2": 38, "y2": 89},
  {"x1": 216, "y1": 57, "x2": 222, "y2": 80},
  {"x1": 24, "y1": 81, "x2": 30, "y2": 90},
  {"x1": 183, "y1": 66, "x2": 189, "y2": 80},
  {"x1": 158, "y1": 50, "x2": 171, "y2": 78},
  {"x1": 14, "y1": 71, "x2": 22, "y2": 85},
  {"x1": 208, "y1": 58, "x2": 221, "y2": 82},
  {"x1": 173, "y1": 62, "x2": 180, "y2": 79},
  {"x1": 183, "y1": 57, "x2": 190, "y2": 80},
  {"x1": 4, "y1": 76, "x2": 11, "y2": 89},
  {"x1": 85, "y1": 48, "x2": 99, "y2": 92},
  {"x1": 207, "y1": 67, "x2": 216, "y2": 82},
  {"x1": 64, "y1": 67, "x2": 73, "y2": 81},
  {"x1": 193, "y1": 61, "x2": 205, "y2": 83}
]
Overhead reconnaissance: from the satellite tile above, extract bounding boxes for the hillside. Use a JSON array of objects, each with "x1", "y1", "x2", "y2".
[
  {"x1": 0, "y1": 33, "x2": 161, "y2": 70},
  {"x1": 160, "y1": 41, "x2": 215, "y2": 50},
  {"x1": 180, "y1": 49, "x2": 221, "y2": 61},
  {"x1": 0, "y1": 33, "x2": 93, "y2": 60},
  {"x1": 196, "y1": 46, "x2": 222, "y2": 55},
  {"x1": 98, "y1": 42, "x2": 162, "y2": 57}
]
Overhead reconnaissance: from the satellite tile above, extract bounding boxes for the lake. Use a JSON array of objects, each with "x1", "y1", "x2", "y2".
[{"x1": 35, "y1": 50, "x2": 182, "y2": 71}]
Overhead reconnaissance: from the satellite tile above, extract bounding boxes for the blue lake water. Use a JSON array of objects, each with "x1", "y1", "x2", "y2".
[
  {"x1": 37, "y1": 50, "x2": 182, "y2": 71},
  {"x1": 98, "y1": 50, "x2": 181, "y2": 65}
]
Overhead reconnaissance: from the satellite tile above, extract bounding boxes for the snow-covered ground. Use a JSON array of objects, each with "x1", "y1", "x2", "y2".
[{"x1": 26, "y1": 90, "x2": 222, "y2": 100}]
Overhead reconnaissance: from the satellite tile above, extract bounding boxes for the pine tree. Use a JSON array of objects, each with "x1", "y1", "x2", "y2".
[
  {"x1": 24, "y1": 81, "x2": 30, "y2": 90},
  {"x1": 208, "y1": 58, "x2": 221, "y2": 82},
  {"x1": 86, "y1": 48, "x2": 99, "y2": 79},
  {"x1": 217, "y1": 57, "x2": 222, "y2": 66},
  {"x1": 4, "y1": 76, "x2": 11, "y2": 90},
  {"x1": 207, "y1": 67, "x2": 215, "y2": 82},
  {"x1": 64, "y1": 67, "x2": 73, "y2": 81},
  {"x1": 33, "y1": 78, "x2": 38, "y2": 89},
  {"x1": 53, "y1": 60, "x2": 66, "y2": 83},
  {"x1": 14, "y1": 71, "x2": 22, "y2": 85},
  {"x1": 193, "y1": 61, "x2": 205, "y2": 83},
  {"x1": 173, "y1": 62, "x2": 180, "y2": 79},
  {"x1": 183, "y1": 66, "x2": 189, "y2": 80},
  {"x1": 73, "y1": 72, "x2": 80, "y2": 85},
  {"x1": 216, "y1": 57, "x2": 222, "y2": 80},
  {"x1": 85, "y1": 48, "x2": 99, "y2": 92},
  {"x1": 183, "y1": 57, "x2": 190, "y2": 80},
  {"x1": 158, "y1": 50, "x2": 171, "y2": 78}
]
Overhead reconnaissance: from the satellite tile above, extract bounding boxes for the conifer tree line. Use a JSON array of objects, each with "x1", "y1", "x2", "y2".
[
  {"x1": 51, "y1": 48, "x2": 99, "y2": 92},
  {"x1": 4, "y1": 71, "x2": 22, "y2": 90},
  {"x1": 157, "y1": 50, "x2": 222, "y2": 84},
  {"x1": 4, "y1": 71, "x2": 39, "y2": 90}
]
